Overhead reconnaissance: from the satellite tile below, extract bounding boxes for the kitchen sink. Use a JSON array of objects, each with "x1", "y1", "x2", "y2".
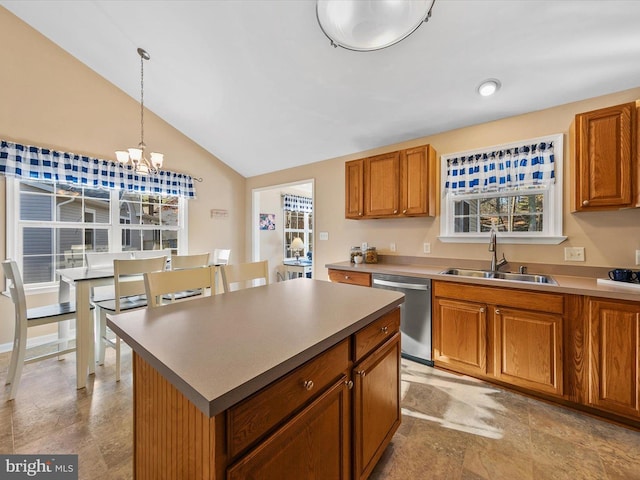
[{"x1": 440, "y1": 268, "x2": 557, "y2": 285}]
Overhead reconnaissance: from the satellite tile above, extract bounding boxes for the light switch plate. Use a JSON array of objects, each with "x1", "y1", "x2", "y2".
[
  {"x1": 319, "y1": 231, "x2": 329, "y2": 241},
  {"x1": 636, "y1": 250, "x2": 640, "y2": 265},
  {"x1": 564, "y1": 247, "x2": 585, "y2": 262},
  {"x1": 390, "y1": 242, "x2": 396, "y2": 252},
  {"x1": 423, "y1": 242, "x2": 431, "y2": 254}
]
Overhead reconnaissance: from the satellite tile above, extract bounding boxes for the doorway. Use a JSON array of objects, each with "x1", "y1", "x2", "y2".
[{"x1": 252, "y1": 179, "x2": 314, "y2": 282}]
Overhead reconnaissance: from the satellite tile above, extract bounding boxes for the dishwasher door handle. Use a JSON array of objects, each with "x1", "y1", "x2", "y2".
[{"x1": 373, "y1": 279, "x2": 430, "y2": 290}]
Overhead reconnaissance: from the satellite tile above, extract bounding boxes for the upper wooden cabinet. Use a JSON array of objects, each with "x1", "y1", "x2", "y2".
[
  {"x1": 345, "y1": 144, "x2": 437, "y2": 219},
  {"x1": 573, "y1": 101, "x2": 639, "y2": 211}
]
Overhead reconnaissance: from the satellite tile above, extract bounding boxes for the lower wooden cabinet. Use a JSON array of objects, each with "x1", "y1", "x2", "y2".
[
  {"x1": 433, "y1": 297, "x2": 487, "y2": 376},
  {"x1": 432, "y1": 281, "x2": 564, "y2": 397},
  {"x1": 353, "y1": 332, "x2": 401, "y2": 480},
  {"x1": 494, "y1": 307, "x2": 563, "y2": 396},
  {"x1": 227, "y1": 376, "x2": 351, "y2": 480},
  {"x1": 587, "y1": 299, "x2": 640, "y2": 418}
]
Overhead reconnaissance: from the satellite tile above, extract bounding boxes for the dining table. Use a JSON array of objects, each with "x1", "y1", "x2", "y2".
[{"x1": 57, "y1": 266, "x2": 115, "y2": 389}]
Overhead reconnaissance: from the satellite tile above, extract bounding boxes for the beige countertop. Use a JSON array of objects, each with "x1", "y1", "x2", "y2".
[
  {"x1": 326, "y1": 261, "x2": 640, "y2": 302},
  {"x1": 107, "y1": 278, "x2": 404, "y2": 417}
]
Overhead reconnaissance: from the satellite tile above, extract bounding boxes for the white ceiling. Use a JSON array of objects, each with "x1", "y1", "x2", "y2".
[{"x1": 3, "y1": 1, "x2": 640, "y2": 178}]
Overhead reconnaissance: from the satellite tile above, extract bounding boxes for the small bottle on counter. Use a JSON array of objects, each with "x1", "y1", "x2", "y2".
[
  {"x1": 350, "y1": 246, "x2": 363, "y2": 264},
  {"x1": 364, "y1": 247, "x2": 378, "y2": 264}
]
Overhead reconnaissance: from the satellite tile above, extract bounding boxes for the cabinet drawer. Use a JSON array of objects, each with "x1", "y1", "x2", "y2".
[
  {"x1": 227, "y1": 339, "x2": 349, "y2": 458},
  {"x1": 354, "y1": 309, "x2": 400, "y2": 362},
  {"x1": 328, "y1": 269, "x2": 371, "y2": 287}
]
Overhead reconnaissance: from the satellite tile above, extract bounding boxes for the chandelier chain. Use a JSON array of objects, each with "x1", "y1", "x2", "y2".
[{"x1": 139, "y1": 50, "x2": 145, "y2": 149}]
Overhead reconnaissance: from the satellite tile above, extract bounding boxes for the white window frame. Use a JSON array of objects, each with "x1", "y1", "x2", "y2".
[
  {"x1": 283, "y1": 210, "x2": 313, "y2": 261},
  {"x1": 6, "y1": 177, "x2": 189, "y2": 293},
  {"x1": 439, "y1": 134, "x2": 566, "y2": 244}
]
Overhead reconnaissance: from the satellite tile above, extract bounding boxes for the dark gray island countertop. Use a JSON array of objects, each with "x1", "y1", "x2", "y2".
[{"x1": 107, "y1": 278, "x2": 403, "y2": 417}]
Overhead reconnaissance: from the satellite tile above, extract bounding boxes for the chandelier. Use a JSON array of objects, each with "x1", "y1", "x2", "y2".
[
  {"x1": 316, "y1": 0, "x2": 436, "y2": 52},
  {"x1": 115, "y1": 47, "x2": 164, "y2": 174}
]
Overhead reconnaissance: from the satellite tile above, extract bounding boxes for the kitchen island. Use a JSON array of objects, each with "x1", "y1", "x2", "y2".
[{"x1": 107, "y1": 278, "x2": 404, "y2": 479}]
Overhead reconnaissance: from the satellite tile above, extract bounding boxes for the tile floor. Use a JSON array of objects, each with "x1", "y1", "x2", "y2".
[{"x1": 1, "y1": 348, "x2": 639, "y2": 479}]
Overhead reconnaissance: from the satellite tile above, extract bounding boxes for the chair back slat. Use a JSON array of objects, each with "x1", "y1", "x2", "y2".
[
  {"x1": 86, "y1": 252, "x2": 132, "y2": 269},
  {"x1": 113, "y1": 257, "x2": 167, "y2": 312},
  {"x1": 220, "y1": 260, "x2": 269, "y2": 293},
  {"x1": 1, "y1": 260, "x2": 27, "y2": 319},
  {"x1": 213, "y1": 249, "x2": 231, "y2": 265},
  {"x1": 131, "y1": 249, "x2": 172, "y2": 260},
  {"x1": 171, "y1": 253, "x2": 210, "y2": 270},
  {"x1": 144, "y1": 266, "x2": 217, "y2": 308}
]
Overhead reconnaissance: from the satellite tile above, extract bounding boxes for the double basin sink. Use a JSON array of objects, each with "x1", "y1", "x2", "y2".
[{"x1": 441, "y1": 268, "x2": 557, "y2": 285}]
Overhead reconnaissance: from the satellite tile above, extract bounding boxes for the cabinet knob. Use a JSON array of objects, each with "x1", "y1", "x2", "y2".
[
  {"x1": 345, "y1": 380, "x2": 354, "y2": 389},
  {"x1": 402, "y1": 209, "x2": 407, "y2": 214},
  {"x1": 479, "y1": 308, "x2": 485, "y2": 313},
  {"x1": 393, "y1": 209, "x2": 398, "y2": 214},
  {"x1": 303, "y1": 380, "x2": 314, "y2": 391},
  {"x1": 495, "y1": 309, "x2": 501, "y2": 315},
  {"x1": 582, "y1": 200, "x2": 590, "y2": 206},
  {"x1": 380, "y1": 326, "x2": 389, "y2": 334},
  {"x1": 358, "y1": 212, "x2": 363, "y2": 216},
  {"x1": 356, "y1": 370, "x2": 366, "y2": 377},
  {"x1": 344, "y1": 275, "x2": 350, "y2": 280}
]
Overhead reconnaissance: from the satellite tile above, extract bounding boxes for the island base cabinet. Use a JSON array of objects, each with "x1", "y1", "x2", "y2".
[
  {"x1": 133, "y1": 353, "x2": 222, "y2": 480},
  {"x1": 353, "y1": 332, "x2": 401, "y2": 480},
  {"x1": 227, "y1": 376, "x2": 351, "y2": 480},
  {"x1": 588, "y1": 299, "x2": 640, "y2": 418}
]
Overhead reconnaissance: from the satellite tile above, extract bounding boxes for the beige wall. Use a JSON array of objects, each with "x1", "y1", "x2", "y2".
[
  {"x1": 247, "y1": 88, "x2": 640, "y2": 280},
  {"x1": 0, "y1": 8, "x2": 246, "y2": 345}
]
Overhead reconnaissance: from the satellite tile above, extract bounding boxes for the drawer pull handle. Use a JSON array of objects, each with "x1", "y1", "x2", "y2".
[
  {"x1": 303, "y1": 380, "x2": 314, "y2": 391},
  {"x1": 381, "y1": 326, "x2": 389, "y2": 334},
  {"x1": 345, "y1": 380, "x2": 354, "y2": 389},
  {"x1": 356, "y1": 370, "x2": 366, "y2": 377}
]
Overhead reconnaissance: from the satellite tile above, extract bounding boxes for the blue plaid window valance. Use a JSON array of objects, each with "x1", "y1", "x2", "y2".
[
  {"x1": 0, "y1": 139, "x2": 197, "y2": 198},
  {"x1": 283, "y1": 194, "x2": 313, "y2": 213},
  {"x1": 445, "y1": 139, "x2": 556, "y2": 195}
]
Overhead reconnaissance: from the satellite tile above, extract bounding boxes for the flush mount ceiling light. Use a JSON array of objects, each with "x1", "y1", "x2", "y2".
[
  {"x1": 478, "y1": 79, "x2": 502, "y2": 97},
  {"x1": 316, "y1": 0, "x2": 436, "y2": 52},
  {"x1": 115, "y1": 47, "x2": 164, "y2": 175}
]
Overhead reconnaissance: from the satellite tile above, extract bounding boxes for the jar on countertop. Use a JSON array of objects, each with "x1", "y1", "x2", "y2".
[
  {"x1": 364, "y1": 247, "x2": 378, "y2": 264},
  {"x1": 350, "y1": 246, "x2": 363, "y2": 264}
]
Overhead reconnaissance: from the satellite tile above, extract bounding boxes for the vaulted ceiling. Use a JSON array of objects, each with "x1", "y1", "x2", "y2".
[{"x1": 3, "y1": 1, "x2": 640, "y2": 177}]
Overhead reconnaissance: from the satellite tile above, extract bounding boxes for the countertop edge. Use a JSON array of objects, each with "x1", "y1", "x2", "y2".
[{"x1": 326, "y1": 261, "x2": 640, "y2": 302}]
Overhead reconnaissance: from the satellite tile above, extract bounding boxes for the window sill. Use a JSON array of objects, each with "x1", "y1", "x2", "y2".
[{"x1": 438, "y1": 235, "x2": 567, "y2": 245}]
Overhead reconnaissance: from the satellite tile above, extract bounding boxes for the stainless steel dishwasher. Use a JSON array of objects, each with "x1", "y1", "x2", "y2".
[{"x1": 372, "y1": 274, "x2": 432, "y2": 365}]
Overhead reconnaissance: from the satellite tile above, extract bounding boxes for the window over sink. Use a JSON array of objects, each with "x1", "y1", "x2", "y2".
[{"x1": 439, "y1": 134, "x2": 566, "y2": 244}]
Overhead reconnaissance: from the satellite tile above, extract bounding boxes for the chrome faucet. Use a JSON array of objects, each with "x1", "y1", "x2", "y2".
[{"x1": 489, "y1": 229, "x2": 508, "y2": 272}]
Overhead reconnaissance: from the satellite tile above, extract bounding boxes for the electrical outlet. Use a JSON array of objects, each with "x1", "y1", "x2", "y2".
[
  {"x1": 390, "y1": 242, "x2": 396, "y2": 252},
  {"x1": 564, "y1": 247, "x2": 585, "y2": 262},
  {"x1": 636, "y1": 250, "x2": 640, "y2": 265},
  {"x1": 423, "y1": 242, "x2": 431, "y2": 254},
  {"x1": 361, "y1": 242, "x2": 368, "y2": 251}
]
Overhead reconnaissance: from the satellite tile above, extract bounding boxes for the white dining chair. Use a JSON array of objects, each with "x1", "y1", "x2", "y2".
[
  {"x1": 85, "y1": 251, "x2": 133, "y2": 302},
  {"x1": 171, "y1": 253, "x2": 210, "y2": 270},
  {"x1": 93, "y1": 256, "x2": 166, "y2": 381},
  {"x1": 144, "y1": 266, "x2": 217, "y2": 308},
  {"x1": 2, "y1": 260, "x2": 84, "y2": 400},
  {"x1": 220, "y1": 260, "x2": 269, "y2": 293}
]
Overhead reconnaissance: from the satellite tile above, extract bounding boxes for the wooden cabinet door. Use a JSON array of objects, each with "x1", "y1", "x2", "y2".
[
  {"x1": 345, "y1": 159, "x2": 364, "y2": 218},
  {"x1": 227, "y1": 376, "x2": 351, "y2": 480},
  {"x1": 353, "y1": 333, "x2": 400, "y2": 480},
  {"x1": 588, "y1": 299, "x2": 640, "y2": 418},
  {"x1": 574, "y1": 102, "x2": 637, "y2": 210},
  {"x1": 494, "y1": 307, "x2": 563, "y2": 396},
  {"x1": 433, "y1": 298, "x2": 487, "y2": 376},
  {"x1": 400, "y1": 145, "x2": 435, "y2": 216},
  {"x1": 364, "y1": 151, "x2": 400, "y2": 217}
]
